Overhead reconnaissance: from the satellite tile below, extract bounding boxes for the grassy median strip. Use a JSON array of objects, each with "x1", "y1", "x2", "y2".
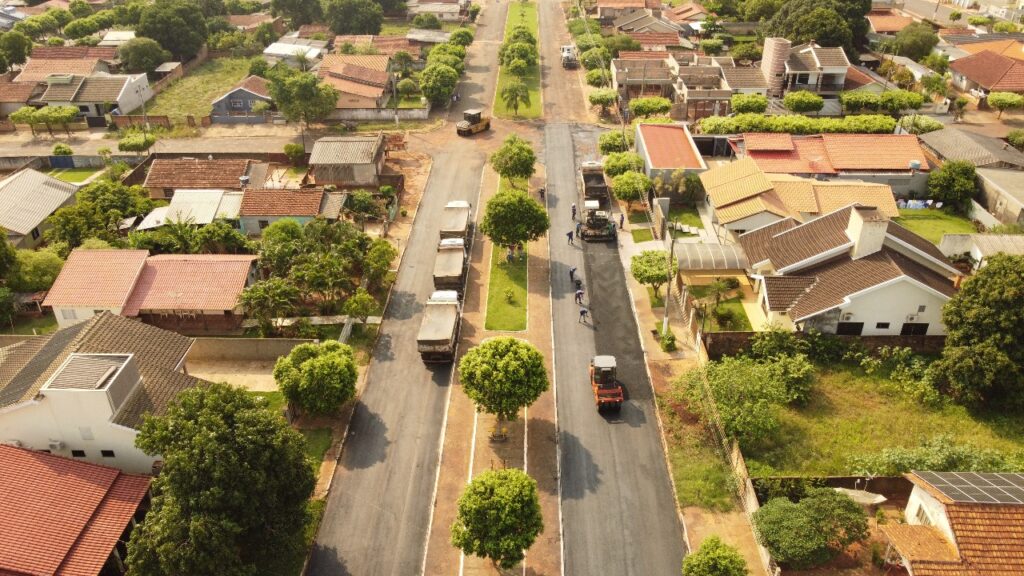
[
  {"x1": 494, "y1": 1, "x2": 542, "y2": 119},
  {"x1": 485, "y1": 244, "x2": 529, "y2": 331}
]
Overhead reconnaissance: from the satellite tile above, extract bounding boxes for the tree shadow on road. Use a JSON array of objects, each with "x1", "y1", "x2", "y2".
[
  {"x1": 307, "y1": 544, "x2": 351, "y2": 576},
  {"x1": 341, "y1": 404, "x2": 391, "y2": 470},
  {"x1": 558, "y1": 430, "x2": 602, "y2": 499},
  {"x1": 372, "y1": 331, "x2": 395, "y2": 362},
  {"x1": 527, "y1": 415, "x2": 559, "y2": 496},
  {"x1": 385, "y1": 290, "x2": 422, "y2": 321}
]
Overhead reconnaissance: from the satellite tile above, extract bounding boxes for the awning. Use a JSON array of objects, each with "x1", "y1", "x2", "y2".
[{"x1": 676, "y1": 243, "x2": 748, "y2": 271}]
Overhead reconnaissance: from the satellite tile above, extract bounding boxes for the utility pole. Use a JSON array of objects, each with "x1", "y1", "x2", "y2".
[
  {"x1": 393, "y1": 72, "x2": 400, "y2": 126},
  {"x1": 662, "y1": 233, "x2": 675, "y2": 337}
]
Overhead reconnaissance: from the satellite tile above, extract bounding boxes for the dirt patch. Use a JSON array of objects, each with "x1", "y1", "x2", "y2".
[{"x1": 188, "y1": 359, "x2": 277, "y2": 391}]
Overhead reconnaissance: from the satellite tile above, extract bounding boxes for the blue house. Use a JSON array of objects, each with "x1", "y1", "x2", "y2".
[{"x1": 210, "y1": 75, "x2": 273, "y2": 124}]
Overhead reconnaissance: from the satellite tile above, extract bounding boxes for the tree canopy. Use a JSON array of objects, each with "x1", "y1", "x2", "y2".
[
  {"x1": 603, "y1": 151, "x2": 644, "y2": 177},
  {"x1": 450, "y1": 468, "x2": 544, "y2": 569},
  {"x1": 489, "y1": 135, "x2": 536, "y2": 183},
  {"x1": 0, "y1": 229, "x2": 15, "y2": 281},
  {"x1": 268, "y1": 69, "x2": 338, "y2": 130},
  {"x1": 479, "y1": 189, "x2": 549, "y2": 248},
  {"x1": 926, "y1": 160, "x2": 975, "y2": 214},
  {"x1": 238, "y1": 277, "x2": 301, "y2": 331},
  {"x1": 274, "y1": 340, "x2": 358, "y2": 415},
  {"x1": 630, "y1": 250, "x2": 678, "y2": 296},
  {"x1": 764, "y1": 0, "x2": 859, "y2": 53},
  {"x1": 987, "y1": 92, "x2": 1024, "y2": 118},
  {"x1": 500, "y1": 78, "x2": 531, "y2": 116},
  {"x1": 7, "y1": 249, "x2": 63, "y2": 292},
  {"x1": 682, "y1": 536, "x2": 748, "y2": 576},
  {"x1": 419, "y1": 63, "x2": 459, "y2": 104},
  {"x1": 118, "y1": 37, "x2": 171, "y2": 72},
  {"x1": 895, "y1": 22, "x2": 939, "y2": 60},
  {"x1": 458, "y1": 337, "x2": 549, "y2": 422},
  {"x1": 588, "y1": 88, "x2": 616, "y2": 113},
  {"x1": 45, "y1": 180, "x2": 153, "y2": 248},
  {"x1": 753, "y1": 488, "x2": 867, "y2": 569},
  {"x1": 783, "y1": 90, "x2": 824, "y2": 114},
  {"x1": 322, "y1": 0, "x2": 382, "y2": 34},
  {"x1": 137, "y1": 0, "x2": 208, "y2": 59},
  {"x1": 611, "y1": 171, "x2": 650, "y2": 210},
  {"x1": 731, "y1": 92, "x2": 767, "y2": 113},
  {"x1": 270, "y1": 0, "x2": 320, "y2": 26},
  {"x1": 629, "y1": 96, "x2": 672, "y2": 118},
  {"x1": 125, "y1": 383, "x2": 315, "y2": 576}
]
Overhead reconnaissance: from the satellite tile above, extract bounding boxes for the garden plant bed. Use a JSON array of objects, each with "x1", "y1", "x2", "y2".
[
  {"x1": 46, "y1": 167, "x2": 102, "y2": 183},
  {"x1": 688, "y1": 285, "x2": 752, "y2": 332},
  {"x1": 494, "y1": 1, "x2": 542, "y2": 118},
  {"x1": 631, "y1": 228, "x2": 654, "y2": 242},
  {"x1": 485, "y1": 244, "x2": 528, "y2": 331}
]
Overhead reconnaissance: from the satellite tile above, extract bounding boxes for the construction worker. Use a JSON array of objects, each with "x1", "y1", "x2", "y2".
[
  {"x1": 619, "y1": 213, "x2": 625, "y2": 229},
  {"x1": 575, "y1": 288, "x2": 584, "y2": 304},
  {"x1": 578, "y1": 307, "x2": 589, "y2": 323},
  {"x1": 571, "y1": 203, "x2": 577, "y2": 220},
  {"x1": 569, "y1": 266, "x2": 577, "y2": 281},
  {"x1": 567, "y1": 230, "x2": 574, "y2": 245},
  {"x1": 575, "y1": 221, "x2": 582, "y2": 238}
]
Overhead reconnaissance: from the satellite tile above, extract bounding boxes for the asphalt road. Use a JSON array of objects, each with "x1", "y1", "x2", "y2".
[{"x1": 546, "y1": 123, "x2": 685, "y2": 576}]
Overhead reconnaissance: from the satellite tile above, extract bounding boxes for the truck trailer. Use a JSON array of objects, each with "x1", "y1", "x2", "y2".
[
  {"x1": 440, "y1": 200, "x2": 473, "y2": 242},
  {"x1": 416, "y1": 290, "x2": 462, "y2": 363},
  {"x1": 433, "y1": 238, "x2": 468, "y2": 294}
]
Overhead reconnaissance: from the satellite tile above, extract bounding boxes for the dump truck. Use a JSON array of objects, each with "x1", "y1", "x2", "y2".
[
  {"x1": 561, "y1": 45, "x2": 578, "y2": 69},
  {"x1": 417, "y1": 290, "x2": 462, "y2": 363},
  {"x1": 440, "y1": 200, "x2": 473, "y2": 242},
  {"x1": 590, "y1": 355, "x2": 624, "y2": 412},
  {"x1": 456, "y1": 109, "x2": 490, "y2": 136},
  {"x1": 580, "y1": 161, "x2": 610, "y2": 203},
  {"x1": 581, "y1": 199, "x2": 616, "y2": 241},
  {"x1": 433, "y1": 238, "x2": 468, "y2": 294}
]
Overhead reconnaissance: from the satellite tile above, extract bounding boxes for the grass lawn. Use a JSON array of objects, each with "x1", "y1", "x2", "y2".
[
  {"x1": 348, "y1": 119, "x2": 442, "y2": 132},
  {"x1": 281, "y1": 498, "x2": 326, "y2": 576},
  {"x1": 301, "y1": 427, "x2": 333, "y2": 475},
  {"x1": 385, "y1": 94, "x2": 428, "y2": 109},
  {"x1": 631, "y1": 228, "x2": 654, "y2": 242},
  {"x1": 46, "y1": 167, "x2": 102, "y2": 183},
  {"x1": 494, "y1": 1, "x2": 541, "y2": 119},
  {"x1": 485, "y1": 244, "x2": 528, "y2": 331},
  {"x1": 745, "y1": 366, "x2": 1024, "y2": 476},
  {"x1": 144, "y1": 58, "x2": 252, "y2": 120},
  {"x1": 1, "y1": 314, "x2": 58, "y2": 335},
  {"x1": 668, "y1": 205, "x2": 703, "y2": 229},
  {"x1": 628, "y1": 210, "x2": 650, "y2": 224},
  {"x1": 688, "y1": 286, "x2": 752, "y2": 332},
  {"x1": 647, "y1": 286, "x2": 665, "y2": 308},
  {"x1": 249, "y1": 390, "x2": 287, "y2": 416},
  {"x1": 285, "y1": 166, "x2": 307, "y2": 178},
  {"x1": 347, "y1": 323, "x2": 379, "y2": 366},
  {"x1": 379, "y1": 19, "x2": 470, "y2": 35},
  {"x1": 894, "y1": 209, "x2": 975, "y2": 245},
  {"x1": 659, "y1": 392, "x2": 736, "y2": 511}
]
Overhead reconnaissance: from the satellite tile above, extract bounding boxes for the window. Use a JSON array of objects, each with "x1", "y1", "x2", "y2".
[
  {"x1": 917, "y1": 305, "x2": 927, "y2": 313},
  {"x1": 258, "y1": 220, "x2": 270, "y2": 230},
  {"x1": 78, "y1": 105, "x2": 89, "y2": 113},
  {"x1": 101, "y1": 450, "x2": 115, "y2": 458},
  {"x1": 230, "y1": 99, "x2": 245, "y2": 109},
  {"x1": 30, "y1": 227, "x2": 40, "y2": 240},
  {"x1": 901, "y1": 323, "x2": 929, "y2": 336},
  {"x1": 71, "y1": 450, "x2": 86, "y2": 457},
  {"x1": 836, "y1": 322, "x2": 864, "y2": 336},
  {"x1": 61, "y1": 309, "x2": 77, "y2": 320},
  {"x1": 875, "y1": 322, "x2": 890, "y2": 329},
  {"x1": 93, "y1": 310, "x2": 105, "y2": 315},
  {"x1": 164, "y1": 189, "x2": 175, "y2": 199},
  {"x1": 915, "y1": 505, "x2": 932, "y2": 526}
]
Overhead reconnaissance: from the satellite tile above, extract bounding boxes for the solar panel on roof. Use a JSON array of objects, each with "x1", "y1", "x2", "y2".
[{"x1": 914, "y1": 470, "x2": 1024, "y2": 504}]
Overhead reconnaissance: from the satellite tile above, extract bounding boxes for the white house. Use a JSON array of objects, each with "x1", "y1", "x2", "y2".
[
  {"x1": 0, "y1": 313, "x2": 206, "y2": 474},
  {"x1": 938, "y1": 233, "x2": 1024, "y2": 270},
  {"x1": 738, "y1": 205, "x2": 961, "y2": 336},
  {"x1": 37, "y1": 73, "x2": 153, "y2": 117}
]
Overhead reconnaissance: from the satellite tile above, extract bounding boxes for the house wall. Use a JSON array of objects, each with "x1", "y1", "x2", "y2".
[
  {"x1": 311, "y1": 162, "x2": 378, "y2": 186},
  {"x1": 978, "y1": 174, "x2": 1024, "y2": 225},
  {"x1": 53, "y1": 306, "x2": 124, "y2": 329},
  {"x1": 240, "y1": 215, "x2": 314, "y2": 235},
  {"x1": 723, "y1": 211, "x2": 784, "y2": 235},
  {"x1": 803, "y1": 278, "x2": 949, "y2": 336},
  {"x1": 831, "y1": 171, "x2": 929, "y2": 197},
  {"x1": 950, "y1": 70, "x2": 978, "y2": 93},
  {"x1": 906, "y1": 485, "x2": 957, "y2": 545},
  {"x1": 116, "y1": 74, "x2": 153, "y2": 114},
  {"x1": 328, "y1": 106, "x2": 430, "y2": 121},
  {"x1": 11, "y1": 193, "x2": 77, "y2": 249},
  {"x1": 211, "y1": 88, "x2": 271, "y2": 118},
  {"x1": 332, "y1": 93, "x2": 384, "y2": 110}
]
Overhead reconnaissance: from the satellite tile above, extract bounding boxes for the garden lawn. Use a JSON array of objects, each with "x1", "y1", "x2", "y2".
[
  {"x1": 668, "y1": 205, "x2": 703, "y2": 229},
  {"x1": 494, "y1": 1, "x2": 541, "y2": 119},
  {"x1": 2, "y1": 314, "x2": 58, "y2": 335},
  {"x1": 631, "y1": 228, "x2": 654, "y2": 242},
  {"x1": 894, "y1": 209, "x2": 975, "y2": 245},
  {"x1": 379, "y1": 19, "x2": 470, "y2": 35},
  {"x1": 485, "y1": 244, "x2": 528, "y2": 331},
  {"x1": 385, "y1": 94, "x2": 428, "y2": 109},
  {"x1": 301, "y1": 427, "x2": 333, "y2": 476},
  {"x1": 660, "y1": 392, "x2": 735, "y2": 511},
  {"x1": 744, "y1": 366, "x2": 1024, "y2": 476},
  {"x1": 688, "y1": 286, "x2": 752, "y2": 332},
  {"x1": 46, "y1": 167, "x2": 101, "y2": 183},
  {"x1": 144, "y1": 58, "x2": 252, "y2": 120}
]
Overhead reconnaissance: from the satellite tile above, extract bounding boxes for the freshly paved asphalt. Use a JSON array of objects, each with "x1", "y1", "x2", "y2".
[{"x1": 546, "y1": 123, "x2": 685, "y2": 575}]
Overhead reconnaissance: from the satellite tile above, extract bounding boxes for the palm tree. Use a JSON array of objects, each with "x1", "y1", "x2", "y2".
[{"x1": 501, "y1": 79, "x2": 531, "y2": 117}]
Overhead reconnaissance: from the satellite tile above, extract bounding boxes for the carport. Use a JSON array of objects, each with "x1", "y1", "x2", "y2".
[{"x1": 674, "y1": 242, "x2": 749, "y2": 286}]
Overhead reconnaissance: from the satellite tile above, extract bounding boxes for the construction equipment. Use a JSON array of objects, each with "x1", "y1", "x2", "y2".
[
  {"x1": 561, "y1": 45, "x2": 578, "y2": 69},
  {"x1": 456, "y1": 109, "x2": 490, "y2": 136},
  {"x1": 579, "y1": 161, "x2": 609, "y2": 202},
  {"x1": 416, "y1": 290, "x2": 462, "y2": 363},
  {"x1": 590, "y1": 355, "x2": 623, "y2": 412},
  {"x1": 581, "y1": 199, "x2": 616, "y2": 241},
  {"x1": 433, "y1": 238, "x2": 469, "y2": 294}
]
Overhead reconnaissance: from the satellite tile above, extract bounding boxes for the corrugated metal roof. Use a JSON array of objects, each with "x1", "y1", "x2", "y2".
[
  {"x1": 0, "y1": 169, "x2": 78, "y2": 235},
  {"x1": 310, "y1": 135, "x2": 383, "y2": 165},
  {"x1": 676, "y1": 242, "x2": 749, "y2": 270}
]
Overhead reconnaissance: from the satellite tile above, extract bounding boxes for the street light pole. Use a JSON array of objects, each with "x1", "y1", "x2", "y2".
[{"x1": 662, "y1": 233, "x2": 675, "y2": 337}]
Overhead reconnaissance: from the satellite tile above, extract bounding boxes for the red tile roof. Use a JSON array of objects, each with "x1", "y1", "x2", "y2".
[
  {"x1": 143, "y1": 158, "x2": 252, "y2": 190},
  {"x1": 44, "y1": 249, "x2": 149, "y2": 309},
  {"x1": 297, "y1": 24, "x2": 330, "y2": 38},
  {"x1": 739, "y1": 133, "x2": 929, "y2": 174},
  {"x1": 28, "y1": 45, "x2": 117, "y2": 60},
  {"x1": 230, "y1": 74, "x2": 270, "y2": 99},
  {"x1": 226, "y1": 12, "x2": 275, "y2": 28},
  {"x1": 0, "y1": 445, "x2": 150, "y2": 576},
  {"x1": 618, "y1": 50, "x2": 671, "y2": 60},
  {"x1": 844, "y1": 65, "x2": 878, "y2": 90},
  {"x1": 0, "y1": 81, "x2": 39, "y2": 103},
  {"x1": 950, "y1": 50, "x2": 1024, "y2": 92},
  {"x1": 626, "y1": 32, "x2": 681, "y2": 46},
  {"x1": 240, "y1": 188, "x2": 325, "y2": 216},
  {"x1": 638, "y1": 123, "x2": 704, "y2": 170},
  {"x1": 121, "y1": 255, "x2": 257, "y2": 316},
  {"x1": 14, "y1": 58, "x2": 102, "y2": 83}
]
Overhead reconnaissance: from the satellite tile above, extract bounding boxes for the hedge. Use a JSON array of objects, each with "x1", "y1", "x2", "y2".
[{"x1": 698, "y1": 113, "x2": 897, "y2": 135}]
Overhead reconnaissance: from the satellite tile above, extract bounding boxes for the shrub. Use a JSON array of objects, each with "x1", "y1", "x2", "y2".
[
  {"x1": 898, "y1": 114, "x2": 944, "y2": 134},
  {"x1": 580, "y1": 46, "x2": 611, "y2": 70},
  {"x1": 598, "y1": 130, "x2": 633, "y2": 154},
  {"x1": 52, "y1": 143, "x2": 73, "y2": 156},
  {"x1": 603, "y1": 151, "x2": 644, "y2": 176},
  {"x1": 682, "y1": 536, "x2": 747, "y2": 576},
  {"x1": 699, "y1": 113, "x2": 896, "y2": 135},
  {"x1": 967, "y1": 15, "x2": 992, "y2": 26},
  {"x1": 273, "y1": 341, "x2": 357, "y2": 416},
  {"x1": 682, "y1": 356, "x2": 788, "y2": 444},
  {"x1": 699, "y1": 38, "x2": 724, "y2": 55},
  {"x1": 1008, "y1": 129, "x2": 1024, "y2": 150},
  {"x1": 585, "y1": 68, "x2": 610, "y2": 87},
  {"x1": 850, "y1": 434, "x2": 1024, "y2": 476},
  {"x1": 284, "y1": 143, "x2": 305, "y2": 165},
  {"x1": 783, "y1": 90, "x2": 824, "y2": 113},
  {"x1": 411, "y1": 13, "x2": 441, "y2": 29},
  {"x1": 753, "y1": 488, "x2": 867, "y2": 569},
  {"x1": 768, "y1": 353, "x2": 815, "y2": 405},
  {"x1": 629, "y1": 96, "x2": 672, "y2": 118},
  {"x1": 731, "y1": 93, "x2": 767, "y2": 113},
  {"x1": 749, "y1": 327, "x2": 806, "y2": 358},
  {"x1": 730, "y1": 42, "x2": 762, "y2": 62}
]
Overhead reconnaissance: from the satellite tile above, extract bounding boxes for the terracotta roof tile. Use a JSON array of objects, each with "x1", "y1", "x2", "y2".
[
  {"x1": 597, "y1": 0, "x2": 645, "y2": 7},
  {"x1": 763, "y1": 275, "x2": 817, "y2": 310},
  {"x1": 323, "y1": 74, "x2": 386, "y2": 98},
  {"x1": 334, "y1": 34, "x2": 374, "y2": 46},
  {"x1": 0, "y1": 80, "x2": 38, "y2": 103},
  {"x1": 822, "y1": 134, "x2": 929, "y2": 172},
  {"x1": 0, "y1": 445, "x2": 150, "y2": 576},
  {"x1": 297, "y1": 24, "x2": 330, "y2": 37},
  {"x1": 29, "y1": 45, "x2": 117, "y2": 60},
  {"x1": 627, "y1": 32, "x2": 681, "y2": 46},
  {"x1": 319, "y1": 53, "x2": 390, "y2": 74},
  {"x1": 738, "y1": 206, "x2": 853, "y2": 270},
  {"x1": 844, "y1": 65, "x2": 878, "y2": 90},
  {"x1": 14, "y1": 58, "x2": 101, "y2": 83},
  {"x1": 227, "y1": 12, "x2": 275, "y2": 28},
  {"x1": 371, "y1": 36, "x2": 414, "y2": 56},
  {"x1": 881, "y1": 524, "x2": 961, "y2": 564},
  {"x1": 959, "y1": 39, "x2": 1024, "y2": 61},
  {"x1": 867, "y1": 10, "x2": 915, "y2": 33},
  {"x1": 637, "y1": 123, "x2": 704, "y2": 169},
  {"x1": 240, "y1": 188, "x2": 325, "y2": 216},
  {"x1": 618, "y1": 50, "x2": 671, "y2": 60},
  {"x1": 229, "y1": 74, "x2": 270, "y2": 99},
  {"x1": 121, "y1": 255, "x2": 257, "y2": 316},
  {"x1": 744, "y1": 133, "x2": 795, "y2": 151},
  {"x1": 43, "y1": 249, "x2": 149, "y2": 309},
  {"x1": 701, "y1": 157, "x2": 775, "y2": 206},
  {"x1": 949, "y1": 50, "x2": 1024, "y2": 91},
  {"x1": 143, "y1": 158, "x2": 252, "y2": 190}
]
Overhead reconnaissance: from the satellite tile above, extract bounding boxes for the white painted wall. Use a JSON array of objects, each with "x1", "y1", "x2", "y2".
[
  {"x1": 906, "y1": 485, "x2": 957, "y2": 547},
  {"x1": 117, "y1": 74, "x2": 154, "y2": 113},
  {"x1": 832, "y1": 278, "x2": 949, "y2": 335},
  {"x1": 725, "y1": 211, "x2": 784, "y2": 235},
  {"x1": 53, "y1": 306, "x2": 123, "y2": 329}
]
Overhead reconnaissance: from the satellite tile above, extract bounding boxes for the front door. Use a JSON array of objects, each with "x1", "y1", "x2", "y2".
[{"x1": 901, "y1": 323, "x2": 929, "y2": 336}]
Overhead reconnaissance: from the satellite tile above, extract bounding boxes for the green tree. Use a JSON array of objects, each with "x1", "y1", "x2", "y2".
[
  {"x1": 920, "y1": 53, "x2": 949, "y2": 74},
  {"x1": 411, "y1": 13, "x2": 441, "y2": 29},
  {"x1": 0, "y1": 229, "x2": 16, "y2": 281},
  {"x1": 585, "y1": 68, "x2": 610, "y2": 87},
  {"x1": 500, "y1": 41, "x2": 538, "y2": 67},
  {"x1": 0, "y1": 286, "x2": 16, "y2": 329},
  {"x1": 419, "y1": 63, "x2": 459, "y2": 103},
  {"x1": 601, "y1": 34, "x2": 640, "y2": 57},
  {"x1": 1008, "y1": 128, "x2": 1024, "y2": 151},
  {"x1": 681, "y1": 356, "x2": 789, "y2": 444},
  {"x1": 451, "y1": 468, "x2": 544, "y2": 570},
  {"x1": 731, "y1": 93, "x2": 768, "y2": 113},
  {"x1": 507, "y1": 24, "x2": 536, "y2": 45},
  {"x1": 289, "y1": 250, "x2": 355, "y2": 311},
  {"x1": 363, "y1": 238, "x2": 397, "y2": 289},
  {"x1": 194, "y1": 220, "x2": 252, "y2": 254},
  {"x1": 125, "y1": 384, "x2": 315, "y2": 576},
  {"x1": 342, "y1": 286, "x2": 377, "y2": 323},
  {"x1": 506, "y1": 57, "x2": 527, "y2": 78},
  {"x1": 603, "y1": 151, "x2": 644, "y2": 177},
  {"x1": 630, "y1": 249, "x2": 677, "y2": 296},
  {"x1": 682, "y1": 536, "x2": 748, "y2": 576},
  {"x1": 783, "y1": 90, "x2": 824, "y2": 114},
  {"x1": 9, "y1": 249, "x2": 63, "y2": 292},
  {"x1": 489, "y1": 135, "x2": 536, "y2": 184},
  {"x1": 392, "y1": 50, "x2": 414, "y2": 76},
  {"x1": 238, "y1": 277, "x2": 301, "y2": 330},
  {"x1": 879, "y1": 89, "x2": 924, "y2": 113},
  {"x1": 994, "y1": 21, "x2": 1019, "y2": 33},
  {"x1": 927, "y1": 159, "x2": 975, "y2": 214},
  {"x1": 753, "y1": 488, "x2": 867, "y2": 569},
  {"x1": 629, "y1": 96, "x2": 672, "y2": 118},
  {"x1": 987, "y1": 91, "x2": 1024, "y2": 119},
  {"x1": 271, "y1": 0, "x2": 320, "y2": 25},
  {"x1": 69, "y1": 0, "x2": 93, "y2": 18},
  {"x1": 741, "y1": 0, "x2": 781, "y2": 21},
  {"x1": 274, "y1": 340, "x2": 357, "y2": 414},
  {"x1": 500, "y1": 78, "x2": 531, "y2": 116},
  {"x1": 730, "y1": 42, "x2": 762, "y2": 62},
  {"x1": 949, "y1": 10, "x2": 961, "y2": 21},
  {"x1": 479, "y1": 189, "x2": 549, "y2": 247},
  {"x1": 396, "y1": 77, "x2": 418, "y2": 97},
  {"x1": 588, "y1": 88, "x2": 616, "y2": 114},
  {"x1": 137, "y1": 0, "x2": 208, "y2": 60},
  {"x1": 458, "y1": 337, "x2": 549, "y2": 423},
  {"x1": 895, "y1": 22, "x2": 938, "y2": 60},
  {"x1": 268, "y1": 70, "x2": 338, "y2": 141},
  {"x1": 611, "y1": 171, "x2": 650, "y2": 211},
  {"x1": 52, "y1": 143, "x2": 72, "y2": 156},
  {"x1": 580, "y1": 46, "x2": 610, "y2": 70},
  {"x1": 598, "y1": 130, "x2": 633, "y2": 154},
  {"x1": 322, "y1": 0, "x2": 382, "y2": 34},
  {"x1": 920, "y1": 74, "x2": 948, "y2": 100},
  {"x1": 765, "y1": 0, "x2": 854, "y2": 53},
  {"x1": 118, "y1": 132, "x2": 157, "y2": 154},
  {"x1": 118, "y1": 37, "x2": 171, "y2": 72},
  {"x1": 0, "y1": 31, "x2": 32, "y2": 66},
  {"x1": 700, "y1": 38, "x2": 724, "y2": 56},
  {"x1": 449, "y1": 28, "x2": 474, "y2": 46},
  {"x1": 929, "y1": 254, "x2": 1024, "y2": 406}
]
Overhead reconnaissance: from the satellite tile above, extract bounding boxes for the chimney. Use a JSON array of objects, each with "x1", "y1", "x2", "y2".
[
  {"x1": 760, "y1": 38, "x2": 790, "y2": 99},
  {"x1": 845, "y1": 206, "x2": 888, "y2": 259}
]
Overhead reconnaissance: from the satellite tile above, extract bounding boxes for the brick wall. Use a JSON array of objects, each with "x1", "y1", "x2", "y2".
[
  {"x1": 702, "y1": 331, "x2": 947, "y2": 359},
  {"x1": 186, "y1": 337, "x2": 316, "y2": 362}
]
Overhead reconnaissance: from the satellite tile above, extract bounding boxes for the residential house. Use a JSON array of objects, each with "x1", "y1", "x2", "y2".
[
  {"x1": 0, "y1": 168, "x2": 78, "y2": 248},
  {"x1": 0, "y1": 312, "x2": 207, "y2": 473},
  {"x1": 141, "y1": 158, "x2": 266, "y2": 199},
  {"x1": 760, "y1": 38, "x2": 850, "y2": 98},
  {"x1": 210, "y1": 75, "x2": 272, "y2": 124},
  {"x1": 37, "y1": 73, "x2": 153, "y2": 117},
  {"x1": 28, "y1": 44, "x2": 118, "y2": 66},
  {"x1": 634, "y1": 122, "x2": 707, "y2": 180},
  {"x1": 19, "y1": 0, "x2": 69, "y2": 16},
  {"x1": 0, "y1": 445, "x2": 151, "y2": 576},
  {"x1": 739, "y1": 205, "x2": 960, "y2": 335},
  {"x1": 0, "y1": 79, "x2": 41, "y2": 116},
  {"x1": 612, "y1": 9, "x2": 679, "y2": 34},
  {"x1": 97, "y1": 30, "x2": 135, "y2": 47},
  {"x1": 137, "y1": 189, "x2": 243, "y2": 230},
  {"x1": 13, "y1": 57, "x2": 105, "y2": 82},
  {"x1": 406, "y1": 28, "x2": 451, "y2": 46},
  {"x1": 611, "y1": 57, "x2": 677, "y2": 99},
  {"x1": 672, "y1": 52, "x2": 768, "y2": 120},
  {"x1": 239, "y1": 187, "x2": 327, "y2": 235},
  {"x1": 627, "y1": 32, "x2": 681, "y2": 51},
  {"x1": 938, "y1": 233, "x2": 1024, "y2": 270},
  {"x1": 843, "y1": 65, "x2": 885, "y2": 94},
  {"x1": 263, "y1": 37, "x2": 326, "y2": 68},
  {"x1": 729, "y1": 133, "x2": 931, "y2": 195},
  {"x1": 919, "y1": 127, "x2": 1024, "y2": 170},
  {"x1": 700, "y1": 157, "x2": 900, "y2": 234},
  {"x1": 369, "y1": 36, "x2": 417, "y2": 57},
  {"x1": 866, "y1": 9, "x2": 914, "y2": 37},
  {"x1": 881, "y1": 471, "x2": 1024, "y2": 574},
  {"x1": 976, "y1": 167, "x2": 1024, "y2": 225},
  {"x1": 317, "y1": 54, "x2": 393, "y2": 117},
  {"x1": 598, "y1": 0, "x2": 661, "y2": 22},
  {"x1": 956, "y1": 37, "x2": 1024, "y2": 61},
  {"x1": 0, "y1": 5, "x2": 25, "y2": 30},
  {"x1": 949, "y1": 50, "x2": 1024, "y2": 94},
  {"x1": 408, "y1": 2, "x2": 462, "y2": 21},
  {"x1": 309, "y1": 134, "x2": 387, "y2": 186},
  {"x1": 664, "y1": 2, "x2": 707, "y2": 25},
  {"x1": 227, "y1": 12, "x2": 285, "y2": 34},
  {"x1": 44, "y1": 249, "x2": 259, "y2": 332}
]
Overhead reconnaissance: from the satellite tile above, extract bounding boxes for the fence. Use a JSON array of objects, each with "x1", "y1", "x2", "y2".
[
  {"x1": 186, "y1": 337, "x2": 316, "y2": 363},
  {"x1": 330, "y1": 106, "x2": 431, "y2": 122},
  {"x1": 701, "y1": 330, "x2": 947, "y2": 359},
  {"x1": 111, "y1": 115, "x2": 173, "y2": 130}
]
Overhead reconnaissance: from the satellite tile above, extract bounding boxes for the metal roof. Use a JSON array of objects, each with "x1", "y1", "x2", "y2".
[
  {"x1": 310, "y1": 135, "x2": 383, "y2": 165},
  {"x1": 676, "y1": 242, "x2": 749, "y2": 270},
  {"x1": 593, "y1": 355, "x2": 616, "y2": 368},
  {"x1": 0, "y1": 168, "x2": 78, "y2": 235}
]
